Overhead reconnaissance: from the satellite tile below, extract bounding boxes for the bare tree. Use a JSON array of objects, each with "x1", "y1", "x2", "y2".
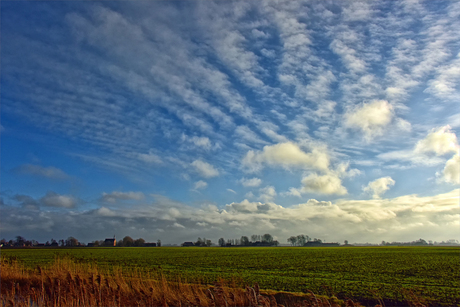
[
  {"x1": 123, "y1": 236, "x2": 134, "y2": 247},
  {"x1": 134, "y1": 238, "x2": 145, "y2": 247},
  {"x1": 241, "y1": 236, "x2": 250, "y2": 246},
  {"x1": 262, "y1": 234, "x2": 273, "y2": 244},
  {"x1": 297, "y1": 234, "x2": 306, "y2": 246},
  {"x1": 288, "y1": 236, "x2": 297, "y2": 246},
  {"x1": 65, "y1": 237, "x2": 79, "y2": 247}
]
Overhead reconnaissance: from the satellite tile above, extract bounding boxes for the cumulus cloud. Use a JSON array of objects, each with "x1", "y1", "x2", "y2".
[
  {"x1": 40, "y1": 191, "x2": 77, "y2": 208},
  {"x1": 415, "y1": 126, "x2": 458, "y2": 156},
  {"x1": 226, "y1": 199, "x2": 259, "y2": 213},
  {"x1": 442, "y1": 153, "x2": 460, "y2": 184},
  {"x1": 242, "y1": 142, "x2": 330, "y2": 172},
  {"x1": 240, "y1": 177, "x2": 262, "y2": 187},
  {"x1": 344, "y1": 100, "x2": 394, "y2": 140},
  {"x1": 13, "y1": 164, "x2": 69, "y2": 179},
  {"x1": 335, "y1": 162, "x2": 361, "y2": 178},
  {"x1": 301, "y1": 173, "x2": 347, "y2": 195},
  {"x1": 259, "y1": 186, "x2": 277, "y2": 202},
  {"x1": 101, "y1": 191, "x2": 145, "y2": 203},
  {"x1": 377, "y1": 125, "x2": 459, "y2": 176},
  {"x1": 191, "y1": 160, "x2": 219, "y2": 178},
  {"x1": 282, "y1": 162, "x2": 356, "y2": 197},
  {"x1": 378, "y1": 126, "x2": 458, "y2": 167},
  {"x1": 193, "y1": 180, "x2": 208, "y2": 190},
  {"x1": 363, "y1": 176, "x2": 395, "y2": 199},
  {"x1": 281, "y1": 187, "x2": 302, "y2": 198}
]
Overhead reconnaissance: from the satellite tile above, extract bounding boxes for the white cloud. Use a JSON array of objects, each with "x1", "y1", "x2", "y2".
[
  {"x1": 378, "y1": 150, "x2": 429, "y2": 165},
  {"x1": 415, "y1": 126, "x2": 458, "y2": 156},
  {"x1": 396, "y1": 118, "x2": 412, "y2": 132},
  {"x1": 101, "y1": 191, "x2": 145, "y2": 203},
  {"x1": 40, "y1": 191, "x2": 77, "y2": 208},
  {"x1": 14, "y1": 164, "x2": 69, "y2": 180},
  {"x1": 342, "y1": 1, "x2": 373, "y2": 22},
  {"x1": 281, "y1": 187, "x2": 302, "y2": 198},
  {"x1": 172, "y1": 222, "x2": 185, "y2": 228},
  {"x1": 301, "y1": 173, "x2": 347, "y2": 195},
  {"x1": 281, "y1": 161, "x2": 357, "y2": 197},
  {"x1": 226, "y1": 199, "x2": 259, "y2": 213},
  {"x1": 261, "y1": 48, "x2": 275, "y2": 58},
  {"x1": 330, "y1": 39, "x2": 367, "y2": 73},
  {"x1": 242, "y1": 142, "x2": 330, "y2": 172},
  {"x1": 138, "y1": 150, "x2": 162, "y2": 164},
  {"x1": 193, "y1": 180, "x2": 208, "y2": 190},
  {"x1": 378, "y1": 125, "x2": 459, "y2": 167},
  {"x1": 227, "y1": 188, "x2": 237, "y2": 194},
  {"x1": 443, "y1": 153, "x2": 460, "y2": 184},
  {"x1": 96, "y1": 207, "x2": 116, "y2": 217},
  {"x1": 344, "y1": 100, "x2": 394, "y2": 140},
  {"x1": 259, "y1": 126, "x2": 288, "y2": 143},
  {"x1": 235, "y1": 125, "x2": 267, "y2": 145},
  {"x1": 240, "y1": 177, "x2": 262, "y2": 187},
  {"x1": 335, "y1": 162, "x2": 361, "y2": 178},
  {"x1": 191, "y1": 160, "x2": 219, "y2": 178},
  {"x1": 181, "y1": 134, "x2": 213, "y2": 151},
  {"x1": 259, "y1": 185, "x2": 277, "y2": 202},
  {"x1": 305, "y1": 71, "x2": 336, "y2": 102},
  {"x1": 245, "y1": 191, "x2": 255, "y2": 199},
  {"x1": 363, "y1": 176, "x2": 395, "y2": 199}
]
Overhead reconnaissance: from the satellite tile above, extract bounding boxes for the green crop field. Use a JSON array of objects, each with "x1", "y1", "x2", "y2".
[{"x1": 2, "y1": 246, "x2": 459, "y2": 306}]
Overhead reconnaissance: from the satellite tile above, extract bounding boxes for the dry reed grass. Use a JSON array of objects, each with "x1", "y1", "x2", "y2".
[{"x1": 0, "y1": 256, "x2": 404, "y2": 307}]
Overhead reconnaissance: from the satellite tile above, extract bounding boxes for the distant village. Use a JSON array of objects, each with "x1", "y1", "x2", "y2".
[{"x1": 1, "y1": 234, "x2": 459, "y2": 248}]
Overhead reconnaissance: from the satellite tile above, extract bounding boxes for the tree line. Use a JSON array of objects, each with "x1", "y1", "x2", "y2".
[
  {"x1": 0, "y1": 236, "x2": 161, "y2": 247},
  {"x1": 111, "y1": 236, "x2": 162, "y2": 247},
  {"x1": 216, "y1": 234, "x2": 280, "y2": 247},
  {"x1": 287, "y1": 234, "x2": 327, "y2": 246}
]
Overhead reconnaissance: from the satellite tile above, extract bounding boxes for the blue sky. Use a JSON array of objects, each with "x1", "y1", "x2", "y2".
[{"x1": 1, "y1": 0, "x2": 459, "y2": 245}]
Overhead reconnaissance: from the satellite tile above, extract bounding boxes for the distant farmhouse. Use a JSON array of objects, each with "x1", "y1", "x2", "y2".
[
  {"x1": 181, "y1": 242, "x2": 195, "y2": 247},
  {"x1": 104, "y1": 236, "x2": 116, "y2": 247}
]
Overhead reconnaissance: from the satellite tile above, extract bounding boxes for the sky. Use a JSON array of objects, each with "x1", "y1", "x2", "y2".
[{"x1": 1, "y1": 0, "x2": 459, "y2": 245}]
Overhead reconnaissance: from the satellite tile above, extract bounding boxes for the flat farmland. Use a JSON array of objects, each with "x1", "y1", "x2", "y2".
[{"x1": 2, "y1": 246, "x2": 459, "y2": 305}]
